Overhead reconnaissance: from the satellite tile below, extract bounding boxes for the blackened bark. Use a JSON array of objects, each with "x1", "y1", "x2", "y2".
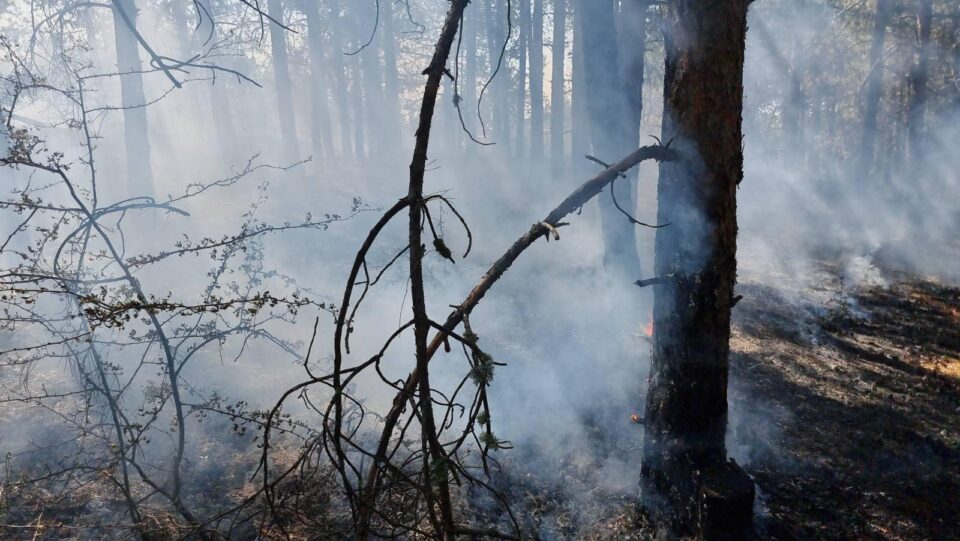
[
  {"x1": 550, "y1": 0, "x2": 566, "y2": 170},
  {"x1": 570, "y1": 0, "x2": 586, "y2": 173},
  {"x1": 576, "y1": 0, "x2": 640, "y2": 280},
  {"x1": 111, "y1": 0, "x2": 154, "y2": 197},
  {"x1": 640, "y1": 0, "x2": 753, "y2": 538},
  {"x1": 267, "y1": 0, "x2": 301, "y2": 165}
]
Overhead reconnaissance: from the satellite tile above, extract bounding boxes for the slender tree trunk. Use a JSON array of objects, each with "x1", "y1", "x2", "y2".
[
  {"x1": 550, "y1": 0, "x2": 566, "y2": 171},
  {"x1": 357, "y1": 1, "x2": 382, "y2": 156},
  {"x1": 859, "y1": 0, "x2": 892, "y2": 179},
  {"x1": 328, "y1": 0, "x2": 354, "y2": 158},
  {"x1": 907, "y1": 0, "x2": 933, "y2": 163},
  {"x1": 516, "y1": 0, "x2": 530, "y2": 157},
  {"x1": 381, "y1": 1, "x2": 404, "y2": 142},
  {"x1": 111, "y1": 0, "x2": 154, "y2": 197},
  {"x1": 576, "y1": 0, "x2": 640, "y2": 281},
  {"x1": 530, "y1": 0, "x2": 545, "y2": 159},
  {"x1": 196, "y1": 0, "x2": 239, "y2": 166},
  {"x1": 640, "y1": 0, "x2": 754, "y2": 538},
  {"x1": 267, "y1": 0, "x2": 301, "y2": 165},
  {"x1": 619, "y1": 0, "x2": 648, "y2": 143},
  {"x1": 570, "y1": 0, "x2": 587, "y2": 174},
  {"x1": 484, "y1": 0, "x2": 511, "y2": 146},
  {"x1": 302, "y1": 0, "x2": 332, "y2": 163}
]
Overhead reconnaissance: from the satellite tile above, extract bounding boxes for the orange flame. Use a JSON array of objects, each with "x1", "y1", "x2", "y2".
[
  {"x1": 630, "y1": 413, "x2": 642, "y2": 424},
  {"x1": 644, "y1": 322, "x2": 654, "y2": 337}
]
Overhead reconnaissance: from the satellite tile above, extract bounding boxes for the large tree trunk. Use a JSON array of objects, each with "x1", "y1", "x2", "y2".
[
  {"x1": 859, "y1": 0, "x2": 892, "y2": 179},
  {"x1": 907, "y1": 0, "x2": 933, "y2": 163},
  {"x1": 111, "y1": 0, "x2": 154, "y2": 197},
  {"x1": 267, "y1": 0, "x2": 301, "y2": 165},
  {"x1": 640, "y1": 0, "x2": 754, "y2": 538},
  {"x1": 530, "y1": 0, "x2": 545, "y2": 159},
  {"x1": 576, "y1": 0, "x2": 640, "y2": 281},
  {"x1": 550, "y1": 0, "x2": 566, "y2": 171},
  {"x1": 302, "y1": 0, "x2": 332, "y2": 163}
]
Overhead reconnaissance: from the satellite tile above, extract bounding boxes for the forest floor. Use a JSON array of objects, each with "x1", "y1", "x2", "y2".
[
  {"x1": 731, "y1": 266, "x2": 960, "y2": 540},
  {"x1": 505, "y1": 259, "x2": 960, "y2": 541}
]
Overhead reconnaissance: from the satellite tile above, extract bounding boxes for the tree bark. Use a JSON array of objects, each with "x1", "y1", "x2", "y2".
[
  {"x1": 530, "y1": 0, "x2": 545, "y2": 159},
  {"x1": 640, "y1": 0, "x2": 754, "y2": 538},
  {"x1": 859, "y1": 0, "x2": 892, "y2": 179},
  {"x1": 111, "y1": 0, "x2": 154, "y2": 197},
  {"x1": 550, "y1": 0, "x2": 566, "y2": 171},
  {"x1": 267, "y1": 0, "x2": 302, "y2": 165},
  {"x1": 570, "y1": 0, "x2": 586, "y2": 173},
  {"x1": 576, "y1": 0, "x2": 640, "y2": 280}
]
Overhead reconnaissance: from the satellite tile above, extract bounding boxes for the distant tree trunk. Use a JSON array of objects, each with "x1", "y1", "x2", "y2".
[
  {"x1": 550, "y1": 0, "x2": 566, "y2": 171},
  {"x1": 267, "y1": 0, "x2": 301, "y2": 165},
  {"x1": 516, "y1": 0, "x2": 530, "y2": 157},
  {"x1": 530, "y1": 0, "x2": 545, "y2": 159},
  {"x1": 619, "y1": 0, "x2": 648, "y2": 143},
  {"x1": 302, "y1": 0, "x2": 332, "y2": 163},
  {"x1": 196, "y1": 0, "x2": 239, "y2": 166},
  {"x1": 111, "y1": 0, "x2": 154, "y2": 197},
  {"x1": 328, "y1": 0, "x2": 354, "y2": 158},
  {"x1": 380, "y1": 1, "x2": 404, "y2": 141},
  {"x1": 570, "y1": 0, "x2": 587, "y2": 173},
  {"x1": 576, "y1": 0, "x2": 640, "y2": 280},
  {"x1": 484, "y1": 0, "x2": 511, "y2": 146},
  {"x1": 907, "y1": 0, "x2": 933, "y2": 163},
  {"x1": 640, "y1": 0, "x2": 754, "y2": 539},
  {"x1": 859, "y1": 0, "x2": 892, "y2": 179},
  {"x1": 354, "y1": 6, "x2": 382, "y2": 159}
]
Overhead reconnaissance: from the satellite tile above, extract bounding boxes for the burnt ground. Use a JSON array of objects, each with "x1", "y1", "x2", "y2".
[{"x1": 729, "y1": 271, "x2": 960, "y2": 540}]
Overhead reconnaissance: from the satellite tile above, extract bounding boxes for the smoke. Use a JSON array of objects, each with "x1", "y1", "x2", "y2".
[{"x1": 1, "y1": 0, "x2": 958, "y2": 536}]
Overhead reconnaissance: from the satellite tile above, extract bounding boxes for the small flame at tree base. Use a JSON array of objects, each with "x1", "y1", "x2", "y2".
[
  {"x1": 631, "y1": 413, "x2": 642, "y2": 424},
  {"x1": 644, "y1": 322, "x2": 654, "y2": 337}
]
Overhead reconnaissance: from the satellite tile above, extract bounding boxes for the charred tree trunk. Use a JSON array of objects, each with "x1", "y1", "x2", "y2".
[
  {"x1": 859, "y1": 0, "x2": 892, "y2": 179},
  {"x1": 640, "y1": 0, "x2": 754, "y2": 538},
  {"x1": 576, "y1": 0, "x2": 640, "y2": 280},
  {"x1": 267, "y1": 0, "x2": 302, "y2": 165},
  {"x1": 907, "y1": 0, "x2": 933, "y2": 163},
  {"x1": 111, "y1": 0, "x2": 154, "y2": 197},
  {"x1": 302, "y1": 0, "x2": 332, "y2": 163},
  {"x1": 550, "y1": 0, "x2": 566, "y2": 171},
  {"x1": 530, "y1": 0, "x2": 545, "y2": 159}
]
